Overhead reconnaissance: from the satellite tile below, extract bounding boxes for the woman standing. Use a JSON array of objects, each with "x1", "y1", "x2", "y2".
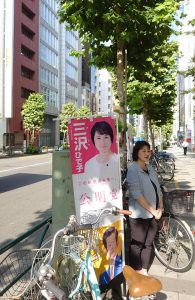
[{"x1": 127, "y1": 141, "x2": 164, "y2": 276}]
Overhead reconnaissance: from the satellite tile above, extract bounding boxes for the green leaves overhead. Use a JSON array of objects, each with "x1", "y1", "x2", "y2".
[{"x1": 58, "y1": 0, "x2": 182, "y2": 145}]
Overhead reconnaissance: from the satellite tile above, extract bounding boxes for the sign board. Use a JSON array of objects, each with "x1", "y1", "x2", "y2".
[
  {"x1": 186, "y1": 129, "x2": 191, "y2": 143},
  {"x1": 68, "y1": 116, "x2": 124, "y2": 286}
]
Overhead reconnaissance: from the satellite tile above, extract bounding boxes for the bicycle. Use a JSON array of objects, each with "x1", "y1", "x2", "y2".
[
  {"x1": 153, "y1": 189, "x2": 195, "y2": 272},
  {"x1": 30, "y1": 206, "x2": 133, "y2": 300},
  {"x1": 150, "y1": 152, "x2": 174, "y2": 181}
]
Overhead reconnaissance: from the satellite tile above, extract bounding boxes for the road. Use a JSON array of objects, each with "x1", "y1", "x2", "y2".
[{"x1": 0, "y1": 153, "x2": 52, "y2": 247}]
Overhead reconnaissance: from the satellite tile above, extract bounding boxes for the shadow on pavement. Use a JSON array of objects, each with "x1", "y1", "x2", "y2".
[
  {"x1": 0, "y1": 208, "x2": 52, "y2": 250},
  {"x1": 156, "y1": 292, "x2": 168, "y2": 299},
  {"x1": 0, "y1": 173, "x2": 51, "y2": 193}
]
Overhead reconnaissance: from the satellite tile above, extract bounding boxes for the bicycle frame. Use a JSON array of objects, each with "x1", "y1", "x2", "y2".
[{"x1": 69, "y1": 250, "x2": 101, "y2": 300}]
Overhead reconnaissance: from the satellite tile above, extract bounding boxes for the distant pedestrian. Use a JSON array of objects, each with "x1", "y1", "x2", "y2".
[{"x1": 182, "y1": 140, "x2": 188, "y2": 155}]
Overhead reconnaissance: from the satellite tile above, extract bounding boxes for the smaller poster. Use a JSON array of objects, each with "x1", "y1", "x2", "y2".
[{"x1": 68, "y1": 116, "x2": 124, "y2": 286}]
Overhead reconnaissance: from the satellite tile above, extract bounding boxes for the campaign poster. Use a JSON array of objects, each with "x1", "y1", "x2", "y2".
[{"x1": 68, "y1": 116, "x2": 124, "y2": 286}]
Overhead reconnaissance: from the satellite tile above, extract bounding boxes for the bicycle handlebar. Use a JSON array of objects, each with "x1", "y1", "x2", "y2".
[
  {"x1": 64, "y1": 206, "x2": 132, "y2": 234},
  {"x1": 112, "y1": 206, "x2": 132, "y2": 216},
  {"x1": 48, "y1": 206, "x2": 131, "y2": 265}
]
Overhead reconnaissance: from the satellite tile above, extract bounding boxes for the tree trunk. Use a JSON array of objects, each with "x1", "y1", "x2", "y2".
[
  {"x1": 148, "y1": 119, "x2": 155, "y2": 149},
  {"x1": 116, "y1": 40, "x2": 127, "y2": 170},
  {"x1": 142, "y1": 99, "x2": 148, "y2": 141}
]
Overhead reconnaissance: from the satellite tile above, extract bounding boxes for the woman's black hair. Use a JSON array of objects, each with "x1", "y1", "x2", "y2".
[
  {"x1": 91, "y1": 121, "x2": 114, "y2": 145},
  {"x1": 132, "y1": 141, "x2": 150, "y2": 161}
]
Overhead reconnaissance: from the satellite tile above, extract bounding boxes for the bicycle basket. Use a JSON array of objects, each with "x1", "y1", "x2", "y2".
[
  {"x1": 163, "y1": 190, "x2": 195, "y2": 215},
  {"x1": 61, "y1": 235, "x2": 87, "y2": 260}
]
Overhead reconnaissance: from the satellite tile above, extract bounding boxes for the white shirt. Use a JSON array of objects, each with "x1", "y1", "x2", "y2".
[
  {"x1": 84, "y1": 153, "x2": 120, "y2": 179},
  {"x1": 182, "y1": 141, "x2": 188, "y2": 147}
]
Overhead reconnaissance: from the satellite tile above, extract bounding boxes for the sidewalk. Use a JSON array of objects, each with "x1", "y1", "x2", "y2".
[
  {"x1": 150, "y1": 146, "x2": 195, "y2": 299},
  {"x1": 150, "y1": 262, "x2": 195, "y2": 299}
]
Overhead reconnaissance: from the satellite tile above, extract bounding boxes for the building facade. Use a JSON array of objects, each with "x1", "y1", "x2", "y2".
[
  {"x1": 39, "y1": 0, "x2": 59, "y2": 147},
  {"x1": 175, "y1": 0, "x2": 195, "y2": 148},
  {"x1": 0, "y1": 0, "x2": 82, "y2": 150},
  {"x1": 94, "y1": 69, "x2": 114, "y2": 115},
  {"x1": 0, "y1": 0, "x2": 39, "y2": 149}
]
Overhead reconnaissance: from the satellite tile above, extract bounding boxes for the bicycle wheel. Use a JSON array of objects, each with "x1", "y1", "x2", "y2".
[
  {"x1": 57, "y1": 255, "x2": 95, "y2": 300},
  {"x1": 153, "y1": 215, "x2": 194, "y2": 272},
  {"x1": 30, "y1": 248, "x2": 52, "y2": 299},
  {"x1": 158, "y1": 160, "x2": 174, "y2": 181}
]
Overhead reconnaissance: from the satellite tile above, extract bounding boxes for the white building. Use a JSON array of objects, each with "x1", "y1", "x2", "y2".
[
  {"x1": 95, "y1": 69, "x2": 114, "y2": 115},
  {"x1": 176, "y1": 0, "x2": 195, "y2": 149}
]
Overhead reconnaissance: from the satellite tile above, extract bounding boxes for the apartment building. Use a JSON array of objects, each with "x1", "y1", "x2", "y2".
[
  {"x1": 176, "y1": 0, "x2": 195, "y2": 148},
  {"x1": 95, "y1": 69, "x2": 114, "y2": 115}
]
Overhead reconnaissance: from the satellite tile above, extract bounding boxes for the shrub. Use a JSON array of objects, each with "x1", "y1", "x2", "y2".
[{"x1": 26, "y1": 145, "x2": 41, "y2": 154}]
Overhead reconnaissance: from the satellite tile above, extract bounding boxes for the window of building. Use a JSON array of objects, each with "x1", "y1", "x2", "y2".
[
  {"x1": 22, "y1": 3, "x2": 35, "y2": 20},
  {"x1": 21, "y1": 24, "x2": 35, "y2": 40},
  {"x1": 40, "y1": 85, "x2": 58, "y2": 107},
  {"x1": 40, "y1": 42, "x2": 58, "y2": 68},
  {"x1": 66, "y1": 82, "x2": 78, "y2": 98},
  {"x1": 21, "y1": 45, "x2": 34, "y2": 59},
  {"x1": 21, "y1": 66, "x2": 34, "y2": 80},
  {"x1": 21, "y1": 87, "x2": 34, "y2": 98},
  {"x1": 65, "y1": 62, "x2": 78, "y2": 80}
]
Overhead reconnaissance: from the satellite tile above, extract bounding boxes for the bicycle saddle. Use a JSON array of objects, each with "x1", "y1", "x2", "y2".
[{"x1": 123, "y1": 265, "x2": 162, "y2": 297}]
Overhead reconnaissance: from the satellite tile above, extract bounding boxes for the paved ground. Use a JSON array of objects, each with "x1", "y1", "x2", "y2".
[{"x1": 149, "y1": 146, "x2": 195, "y2": 300}]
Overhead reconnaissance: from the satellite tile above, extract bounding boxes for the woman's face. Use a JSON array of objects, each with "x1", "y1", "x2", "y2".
[
  {"x1": 94, "y1": 131, "x2": 112, "y2": 153},
  {"x1": 137, "y1": 146, "x2": 151, "y2": 163}
]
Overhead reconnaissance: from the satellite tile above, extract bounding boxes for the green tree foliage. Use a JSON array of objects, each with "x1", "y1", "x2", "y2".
[
  {"x1": 59, "y1": 103, "x2": 91, "y2": 141},
  {"x1": 58, "y1": 0, "x2": 181, "y2": 162},
  {"x1": 127, "y1": 40, "x2": 178, "y2": 146},
  {"x1": 181, "y1": 18, "x2": 195, "y2": 94},
  {"x1": 21, "y1": 93, "x2": 46, "y2": 145}
]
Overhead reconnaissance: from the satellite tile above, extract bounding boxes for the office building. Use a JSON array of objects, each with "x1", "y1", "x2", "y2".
[{"x1": 0, "y1": 0, "x2": 82, "y2": 149}]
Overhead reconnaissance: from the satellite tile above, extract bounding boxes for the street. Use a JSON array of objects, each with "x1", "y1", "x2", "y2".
[{"x1": 0, "y1": 153, "x2": 52, "y2": 247}]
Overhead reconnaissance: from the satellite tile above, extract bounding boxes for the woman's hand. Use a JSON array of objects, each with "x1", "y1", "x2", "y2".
[{"x1": 153, "y1": 208, "x2": 163, "y2": 220}]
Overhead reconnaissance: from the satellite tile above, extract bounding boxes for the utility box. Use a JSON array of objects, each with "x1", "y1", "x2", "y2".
[{"x1": 52, "y1": 150, "x2": 75, "y2": 234}]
